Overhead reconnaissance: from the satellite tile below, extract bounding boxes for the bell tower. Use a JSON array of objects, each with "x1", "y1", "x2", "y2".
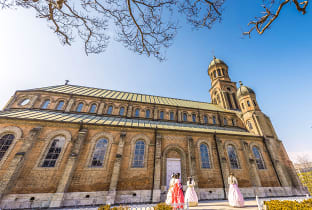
[{"x1": 208, "y1": 57, "x2": 240, "y2": 110}]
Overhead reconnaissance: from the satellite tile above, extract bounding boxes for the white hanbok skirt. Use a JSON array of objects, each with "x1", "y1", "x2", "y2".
[
  {"x1": 228, "y1": 184, "x2": 244, "y2": 207},
  {"x1": 185, "y1": 186, "x2": 198, "y2": 206}
]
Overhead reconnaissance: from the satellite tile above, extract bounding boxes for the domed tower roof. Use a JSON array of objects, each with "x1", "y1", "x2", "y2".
[
  {"x1": 237, "y1": 81, "x2": 255, "y2": 98},
  {"x1": 208, "y1": 56, "x2": 228, "y2": 70}
]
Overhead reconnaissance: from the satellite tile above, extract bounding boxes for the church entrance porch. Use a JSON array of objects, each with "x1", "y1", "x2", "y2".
[{"x1": 166, "y1": 158, "x2": 181, "y2": 189}]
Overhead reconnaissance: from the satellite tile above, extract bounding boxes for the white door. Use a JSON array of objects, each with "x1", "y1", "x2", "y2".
[{"x1": 166, "y1": 158, "x2": 181, "y2": 189}]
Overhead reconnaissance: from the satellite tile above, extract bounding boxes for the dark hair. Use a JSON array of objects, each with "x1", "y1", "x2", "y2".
[
  {"x1": 177, "y1": 173, "x2": 180, "y2": 178},
  {"x1": 188, "y1": 177, "x2": 193, "y2": 182}
]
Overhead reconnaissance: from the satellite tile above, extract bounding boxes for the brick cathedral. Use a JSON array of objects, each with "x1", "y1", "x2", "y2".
[{"x1": 0, "y1": 57, "x2": 308, "y2": 208}]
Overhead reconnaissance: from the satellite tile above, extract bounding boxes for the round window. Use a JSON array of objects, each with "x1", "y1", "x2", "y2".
[{"x1": 20, "y1": 98, "x2": 30, "y2": 106}]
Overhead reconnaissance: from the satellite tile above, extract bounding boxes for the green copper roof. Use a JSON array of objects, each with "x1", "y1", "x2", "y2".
[
  {"x1": 29, "y1": 84, "x2": 234, "y2": 112},
  {"x1": 0, "y1": 109, "x2": 254, "y2": 136}
]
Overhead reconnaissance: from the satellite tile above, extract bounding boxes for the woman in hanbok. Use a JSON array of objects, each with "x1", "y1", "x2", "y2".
[
  {"x1": 185, "y1": 177, "x2": 198, "y2": 206},
  {"x1": 166, "y1": 173, "x2": 175, "y2": 205},
  {"x1": 228, "y1": 172, "x2": 244, "y2": 207},
  {"x1": 172, "y1": 173, "x2": 184, "y2": 209}
]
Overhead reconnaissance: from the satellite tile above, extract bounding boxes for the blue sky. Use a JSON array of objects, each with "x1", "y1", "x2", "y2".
[{"x1": 0, "y1": 1, "x2": 311, "y2": 161}]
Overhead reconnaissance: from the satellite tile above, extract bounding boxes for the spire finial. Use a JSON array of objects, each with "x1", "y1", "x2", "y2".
[
  {"x1": 239, "y1": 81, "x2": 243, "y2": 86},
  {"x1": 65, "y1": 80, "x2": 69, "y2": 85}
]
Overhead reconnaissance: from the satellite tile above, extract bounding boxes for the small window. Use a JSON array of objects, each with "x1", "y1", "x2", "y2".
[
  {"x1": 132, "y1": 140, "x2": 145, "y2": 168},
  {"x1": 248, "y1": 121, "x2": 253, "y2": 129},
  {"x1": 91, "y1": 139, "x2": 108, "y2": 167},
  {"x1": 76, "y1": 103, "x2": 83, "y2": 112},
  {"x1": 232, "y1": 119, "x2": 236, "y2": 126},
  {"x1": 20, "y1": 98, "x2": 30, "y2": 106},
  {"x1": 203, "y1": 115, "x2": 208, "y2": 124},
  {"x1": 119, "y1": 107, "x2": 125, "y2": 115},
  {"x1": 227, "y1": 87, "x2": 231, "y2": 92},
  {"x1": 0, "y1": 134, "x2": 15, "y2": 161},
  {"x1": 159, "y1": 111, "x2": 164, "y2": 120},
  {"x1": 192, "y1": 114, "x2": 196, "y2": 122},
  {"x1": 213, "y1": 71, "x2": 217, "y2": 78},
  {"x1": 183, "y1": 113, "x2": 187, "y2": 121},
  {"x1": 170, "y1": 112, "x2": 174, "y2": 120},
  {"x1": 212, "y1": 116, "x2": 216, "y2": 124},
  {"x1": 217, "y1": 69, "x2": 221, "y2": 76},
  {"x1": 56, "y1": 101, "x2": 64, "y2": 110},
  {"x1": 135, "y1": 108, "x2": 140, "y2": 117},
  {"x1": 227, "y1": 145, "x2": 240, "y2": 169},
  {"x1": 90, "y1": 104, "x2": 97, "y2": 113},
  {"x1": 253, "y1": 100, "x2": 257, "y2": 107},
  {"x1": 41, "y1": 99, "x2": 50, "y2": 109},
  {"x1": 247, "y1": 100, "x2": 251, "y2": 107},
  {"x1": 107, "y1": 105, "x2": 113, "y2": 114},
  {"x1": 241, "y1": 103, "x2": 245, "y2": 110},
  {"x1": 145, "y1": 109, "x2": 150, "y2": 118},
  {"x1": 252, "y1": 146, "x2": 266, "y2": 169},
  {"x1": 224, "y1": 118, "x2": 228, "y2": 125},
  {"x1": 41, "y1": 136, "x2": 65, "y2": 167},
  {"x1": 200, "y1": 144, "x2": 211, "y2": 168},
  {"x1": 221, "y1": 68, "x2": 225, "y2": 75}
]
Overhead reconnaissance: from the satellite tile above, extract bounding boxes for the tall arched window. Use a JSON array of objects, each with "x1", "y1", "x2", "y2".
[
  {"x1": 213, "y1": 71, "x2": 217, "y2": 78},
  {"x1": 192, "y1": 114, "x2": 196, "y2": 122},
  {"x1": 204, "y1": 115, "x2": 208, "y2": 124},
  {"x1": 135, "y1": 108, "x2": 140, "y2": 117},
  {"x1": 56, "y1": 101, "x2": 64, "y2": 110},
  {"x1": 212, "y1": 116, "x2": 216, "y2": 124},
  {"x1": 90, "y1": 104, "x2": 97, "y2": 113},
  {"x1": 119, "y1": 107, "x2": 125, "y2": 116},
  {"x1": 241, "y1": 103, "x2": 245, "y2": 110},
  {"x1": 170, "y1": 112, "x2": 174, "y2": 120},
  {"x1": 0, "y1": 134, "x2": 15, "y2": 161},
  {"x1": 224, "y1": 118, "x2": 228, "y2": 125},
  {"x1": 107, "y1": 105, "x2": 113, "y2": 114},
  {"x1": 247, "y1": 100, "x2": 251, "y2": 107},
  {"x1": 76, "y1": 102, "x2": 83, "y2": 112},
  {"x1": 91, "y1": 139, "x2": 108, "y2": 167},
  {"x1": 41, "y1": 99, "x2": 50, "y2": 109},
  {"x1": 252, "y1": 146, "x2": 266, "y2": 169},
  {"x1": 253, "y1": 100, "x2": 257, "y2": 107},
  {"x1": 145, "y1": 109, "x2": 150, "y2": 118},
  {"x1": 183, "y1": 113, "x2": 187, "y2": 121},
  {"x1": 217, "y1": 69, "x2": 221, "y2": 76},
  {"x1": 159, "y1": 111, "x2": 164, "y2": 120},
  {"x1": 227, "y1": 145, "x2": 240, "y2": 169},
  {"x1": 247, "y1": 121, "x2": 253, "y2": 129},
  {"x1": 132, "y1": 140, "x2": 145, "y2": 168},
  {"x1": 200, "y1": 144, "x2": 211, "y2": 168},
  {"x1": 41, "y1": 136, "x2": 65, "y2": 167}
]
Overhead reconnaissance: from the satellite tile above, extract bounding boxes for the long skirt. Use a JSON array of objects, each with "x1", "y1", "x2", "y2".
[
  {"x1": 172, "y1": 185, "x2": 184, "y2": 209},
  {"x1": 166, "y1": 187, "x2": 174, "y2": 205},
  {"x1": 228, "y1": 184, "x2": 244, "y2": 207},
  {"x1": 185, "y1": 187, "x2": 198, "y2": 206}
]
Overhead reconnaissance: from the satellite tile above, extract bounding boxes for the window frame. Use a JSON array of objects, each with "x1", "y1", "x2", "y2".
[
  {"x1": 41, "y1": 99, "x2": 50, "y2": 109},
  {"x1": 203, "y1": 115, "x2": 208, "y2": 124},
  {"x1": 169, "y1": 111, "x2": 174, "y2": 121},
  {"x1": 252, "y1": 146, "x2": 266, "y2": 170},
  {"x1": 183, "y1": 113, "x2": 187, "y2": 122},
  {"x1": 56, "y1": 100, "x2": 65, "y2": 110},
  {"x1": 90, "y1": 138, "x2": 109, "y2": 168},
  {"x1": 107, "y1": 105, "x2": 113, "y2": 114},
  {"x1": 131, "y1": 140, "x2": 146, "y2": 168},
  {"x1": 119, "y1": 107, "x2": 125, "y2": 116},
  {"x1": 0, "y1": 134, "x2": 15, "y2": 162},
  {"x1": 192, "y1": 114, "x2": 196, "y2": 122},
  {"x1": 227, "y1": 144, "x2": 240, "y2": 169},
  {"x1": 76, "y1": 102, "x2": 84, "y2": 112},
  {"x1": 199, "y1": 143, "x2": 212, "y2": 169},
  {"x1": 145, "y1": 109, "x2": 150, "y2": 118},
  {"x1": 89, "y1": 104, "x2": 97, "y2": 113},
  {"x1": 135, "y1": 108, "x2": 140, "y2": 117}
]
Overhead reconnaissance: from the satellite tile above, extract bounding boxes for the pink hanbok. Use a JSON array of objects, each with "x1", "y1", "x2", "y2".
[
  {"x1": 185, "y1": 180, "x2": 198, "y2": 206},
  {"x1": 228, "y1": 175, "x2": 244, "y2": 207}
]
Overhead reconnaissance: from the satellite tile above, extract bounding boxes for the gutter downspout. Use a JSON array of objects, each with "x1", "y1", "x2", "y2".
[
  {"x1": 214, "y1": 132, "x2": 226, "y2": 199},
  {"x1": 150, "y1": 126, "x2": 158, "y2": 203}
]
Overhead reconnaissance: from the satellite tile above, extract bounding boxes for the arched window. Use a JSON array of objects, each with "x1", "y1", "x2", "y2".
[
  {"x1": 41, "y1": 99, "x2": 50, "y2": 109},
  {"x1": 192, "y1": 114, "x2": 196, "y2": 122},
  {"x1": 247, "y1": 100, "x2": 251, "y2": 107},
  {"x1": 159, "y1": 111, "x2": 164, "y2": 120},
  {"x1": 145, "y1": 109, "x2": 150, "y2": 118},
  {"x1": 183, "y1": 113, "x2": 187, "y2": 121},
  {"x1": 135, "y1": 108, "x2": 140, "y2": 117},
  {"x1": 0, "y1": 134, "x2": 15, "y2": 161},
  {"x1": 200, "y1": 144, "x2": 211, "y2": 168},
  {"x1": 107, "y1": 105, "x2": 113, "y2": 114},
  {"x1": 91, "y1": 139, "x2": 108, "y2": 167},
  {"x1": 204, "y1": 115, "x2": 208, "y2": 124},
  {"x1": 90, "y1": 104, "x2": 97, "y2": 113},
  {"x1": 227, "y1": 145, "x2": 240, "y2": 169},
  {"x1": 226, "y1": 92, "x2": 233, "y2": 109},
  {"x1": 252, "y1": 146, "x2": 266, "y2": 169},
  {"x1": 247, "y1": 121, "x2": 253, "y2": 129},
  {"x1": 241, "y1": 103, "x2": 245, "y2": 110},
  {"x1": 41, "y1": 136, "x2": 65, "y2": 167},
  {"x1": 56, "y1": 101, "x2": 64, "y2": 110},
  {"x1": 217, "y1": 69, "x2": 221, "y2": 76},
  {"x1": 119, "y1": 107, "x2": 125, "y2": 115},
  {"x1": 132, "y1": 140, "x2": 145, "y2": 168},
  {"x1": 170, "y1": 112, "x2": 174, "y2": 120},
  {"x1": 253, "y1": 100, "x2": 257, "y2": 107},
  {"x1": 212, "y1": 116, "x2": 216, "y2": 124},
  {"x1": 76, "y1": 102, "x2": 83, "y2": 112},
  {"x1": 224, "y1": 118, "x2": 228, "y2": 125},
  {"x1": 221, "y1": 68, "x2": 225, "y2": 75},
  {"x1": 213, "y1": 71, "x2": 217, "y2": 78}
]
